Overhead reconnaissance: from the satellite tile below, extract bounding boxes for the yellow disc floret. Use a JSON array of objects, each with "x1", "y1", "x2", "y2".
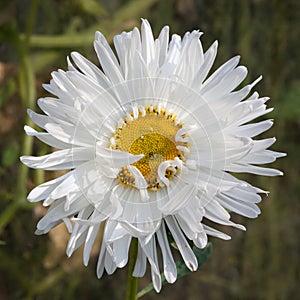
[{"x1": 111, "y1": 105, "x2": 188, "y2": 190}]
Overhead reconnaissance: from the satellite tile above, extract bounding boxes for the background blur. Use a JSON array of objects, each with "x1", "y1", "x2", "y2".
[{"x1": 0, "y1": 0, "x2": 299, "y2": 299}]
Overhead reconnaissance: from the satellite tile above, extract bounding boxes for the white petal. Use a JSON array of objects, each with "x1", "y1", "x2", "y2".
[
  {"x1": 141, "y1": 19, "x2": 155, "y2": 66},
  {"x1": 205, "y1": 199, "x2": 246, "y2": 230},
  {"x1": 133, "y1": 242, "x2": 147, "y2": 277},
  {"x1": 217, "y1": 192, "x2": 261, "y2": 218},
  {"x1": 66, "y1": 207, "x2": 94, "y2": 256},
  {"x1": 20, "y1": 147, "x2": 93, "y2": 170},
  {"x1": 159, "y1": 183, "x2": 197, "y2": 214},
  {"x1": 95, "y1": 31, "x2": 120, "y2": 68},
  {"x1": 127, "y1": 165, "x2": 148, "y2": 189},
  {"x1": 27, "y1": 172, "x2": 70, "y2": 202},
  {"x1": 203, "y1": 224, "x2": 231, "y2": 240},
  {"x1": 157, "y1": 25, "x2": 169, "y2": 66},
  {"x1": 104, "y1": 251, "x2": 117, "y2": 275},
  {"x1": 194, "y1": 231, "x2": 208, "y2": 249},
  {"x1": 157, "y1": 222, "x2": 177, "y2": 283},
  {"x1": 45, "y1": 123, "x2": 95, "y2": 147},
  {"x1": 27, "y1": 109, "x2": 50, "y2": 129},
  {"x1": 201, "y1": 56, "x2": 241, "y2": 94},
  {"x1": 113, "y1": 235, "x2": 131, "y2": 268},
  {"x1": 191, "y1": 40, "x2": 218, "y2": 89},
  {"x1": 36, "y1": 199, "x2": 90, "y2": 234},
  {"x1": 37, "y1": 97, "x2": 79, "y2": 124},
  {"x1": 141, "y1": 237, "x2": 161, "y2": 292},
  {"x1": 235, "y1": 120, "x2": 273, "y2": 137},
  {"x1": 94, "y1": 39, "x2": 124, "y2": 84},
  {"x1": 70, "y1": 51, "x2": 109, "y2": 88},
  {"x1": 83, "y1": 223, "x2": 101, "y2": 266},
  {"x1": 165, "y1": 216, "x2": 198, "y2": 272},
  {"x1": 226, "y1": 163, "x2": 283, "y2": 176},
  {"x1": 96, "y1": 143, "x2": 143, "y2": 168},
  {"x1": 24, "y1": 125, "x2": 70, "y2": 149}
]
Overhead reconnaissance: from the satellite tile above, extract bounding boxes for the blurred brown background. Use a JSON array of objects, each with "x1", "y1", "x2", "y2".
[{"x1": 0, "y1": 0, "x2": 298, "y2": 299}]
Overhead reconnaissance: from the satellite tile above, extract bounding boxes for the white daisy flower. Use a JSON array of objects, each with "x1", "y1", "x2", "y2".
[{"x1": 21, "y1": 19, "x2": 285, "y2": 292}]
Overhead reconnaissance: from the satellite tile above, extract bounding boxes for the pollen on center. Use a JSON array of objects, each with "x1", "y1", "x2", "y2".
[{"x1": 111, "y1": 105, "x2": 189, "y2": 190}]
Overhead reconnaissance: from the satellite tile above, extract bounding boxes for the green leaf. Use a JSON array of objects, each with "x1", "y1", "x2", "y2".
[
  {"x1": 176, "y1": 243, "x2": 212, "y2": 279},
  {"x1": 137, "y1": 243, "x2": 212, "y2": 298}
]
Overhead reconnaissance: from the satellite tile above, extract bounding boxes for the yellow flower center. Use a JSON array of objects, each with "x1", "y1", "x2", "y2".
[{"x1": 111, "y1": 106, "x2": 188, "y2": 190}]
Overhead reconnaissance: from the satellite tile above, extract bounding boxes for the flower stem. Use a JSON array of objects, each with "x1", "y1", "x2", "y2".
[
  {"x1": 125, "y1": 238, "x2": 139, "y2": 300},
  {"x1": 16, "y1": 0, "x2": 38, "y2": 199}
]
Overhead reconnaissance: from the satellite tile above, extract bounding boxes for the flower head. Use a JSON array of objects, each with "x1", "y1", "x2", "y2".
[{"x1": 21, "y1": 19, "x2": 285, "y2": 292}]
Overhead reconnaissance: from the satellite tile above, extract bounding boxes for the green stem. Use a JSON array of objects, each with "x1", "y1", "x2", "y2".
[
  {"x1": 0, "y1": 0, "x2": 39, "y2": 232},
  {"x1": 125, "y1": 238, "x2": 139, "y2": 300},
  {"x1": 20, "y1": 33, "x2": 95, "y2": 48},
  {"x1": 16, "y1": 2, "x2": 38, "y2": 203},
  {"x1": 25, "y1": 0, "x2": 39, "y2": 44}
]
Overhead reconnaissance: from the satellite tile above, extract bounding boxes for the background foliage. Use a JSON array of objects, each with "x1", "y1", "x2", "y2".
[{"x1": 0, "y1": 0, "x2": 299, "y2": 299}]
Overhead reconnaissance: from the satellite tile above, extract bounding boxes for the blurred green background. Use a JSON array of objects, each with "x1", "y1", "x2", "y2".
[{"x1": 0, "y1": 0, "x2": 298, "y2": 299}]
